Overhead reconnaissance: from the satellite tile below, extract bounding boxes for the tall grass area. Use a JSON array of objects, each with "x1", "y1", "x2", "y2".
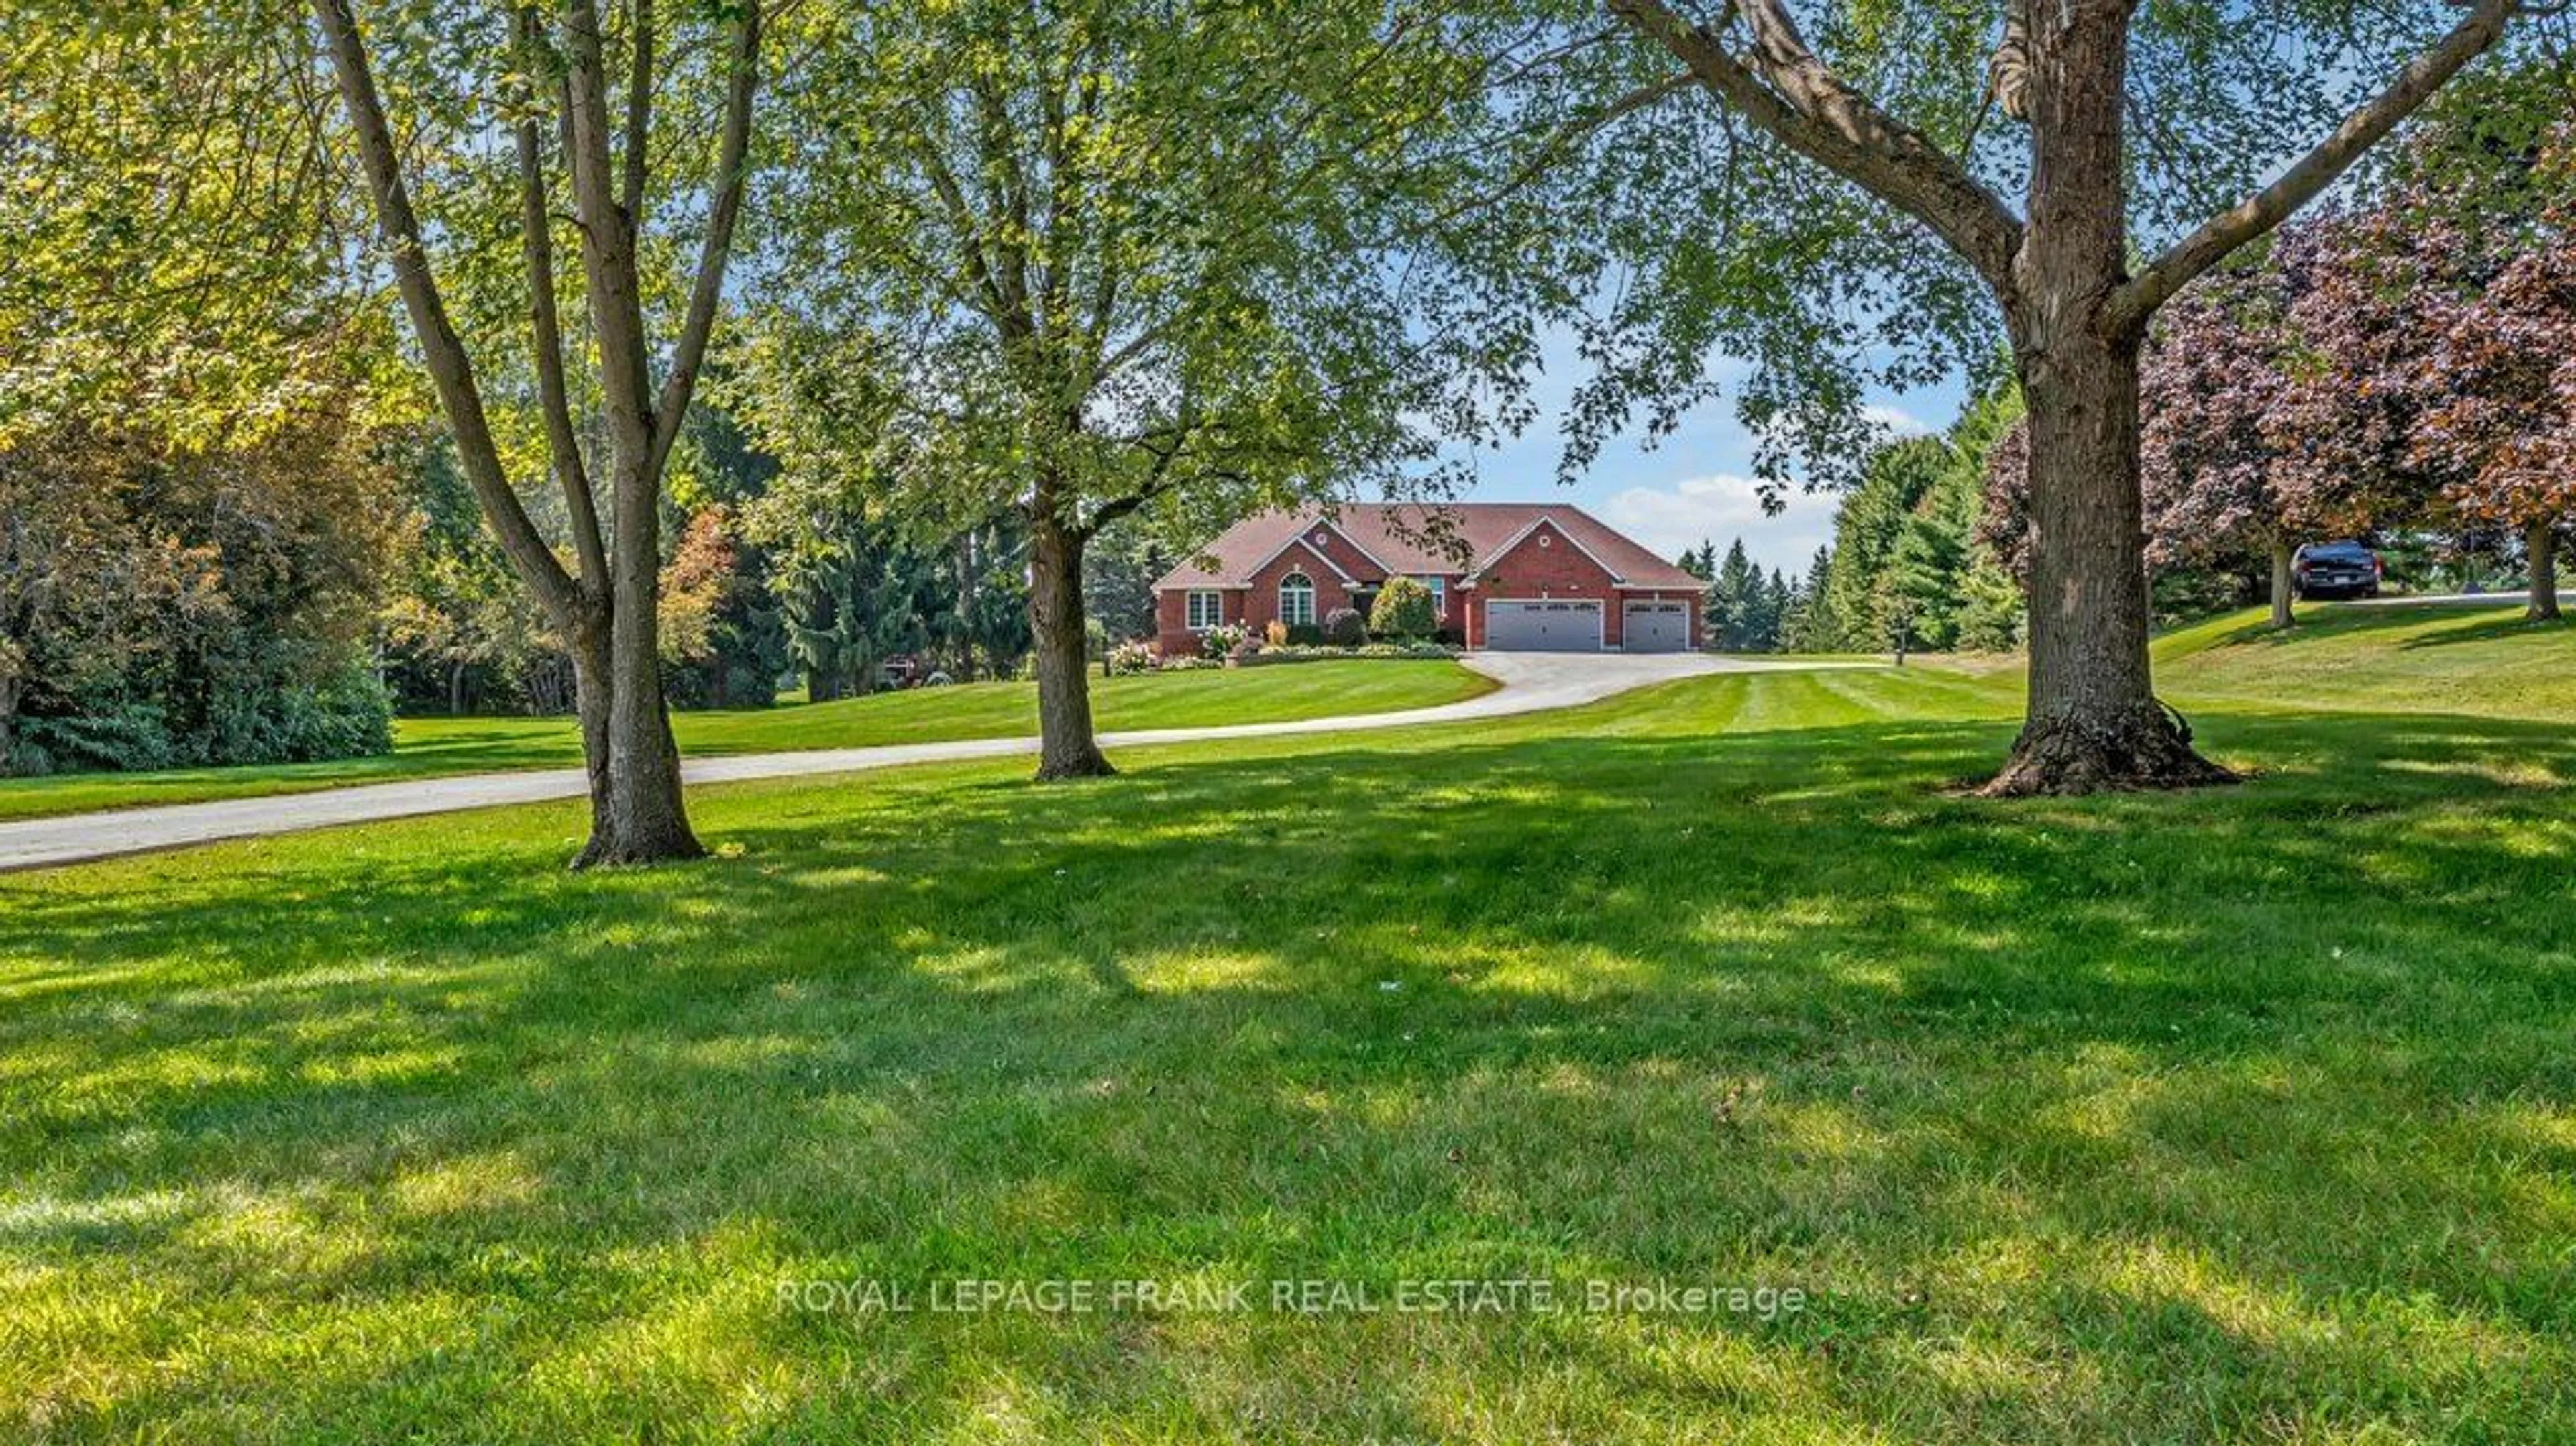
[
  {"x1": 0, "y1": 661, "x2": 1491, "y2": 822},
  {"x1": 3, "y1": 608, "x2": 2569, "y2": 1441}
]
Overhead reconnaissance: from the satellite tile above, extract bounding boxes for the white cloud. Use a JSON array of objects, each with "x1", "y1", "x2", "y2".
[
  {"x1": 1599, "y1": 474, "x2": 1839, "y2": 579},
  {"x1": 1862, "y1": 404, "x2": 1937, "y2": 438}
]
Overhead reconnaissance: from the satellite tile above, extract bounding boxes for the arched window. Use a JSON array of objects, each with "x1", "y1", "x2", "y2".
[{"x1": 1277, "y1": 572, "x2": 1316, "y2": 628}]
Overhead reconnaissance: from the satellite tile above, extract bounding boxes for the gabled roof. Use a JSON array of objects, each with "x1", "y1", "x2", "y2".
[
  {"x1": 1238, "y1": 525, "x2": 1364, "y2": 584},
  {"x1": 1154, "y1": 503, "x2": 1703, "y2": 591},
  {"x1": 1467, "y1": 514, "x2": 1625, "y2": 584}
]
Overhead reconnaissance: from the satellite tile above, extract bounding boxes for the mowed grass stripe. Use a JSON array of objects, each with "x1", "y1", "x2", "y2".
[
  {"x1": 0, "y1": 661, "x2": 1493, "y2": 822},
  {"x1": 2, "y1": 608, "x2": 2571, "y2": 1441}
]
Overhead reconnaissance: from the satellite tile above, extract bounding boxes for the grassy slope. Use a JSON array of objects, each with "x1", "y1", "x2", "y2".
[
  {"x1": 2154, "y1": 601, "x2": 2576, "y2": 718},
  {"x1": 3, "y1": 609, "x2": 2571, "y2": 1441},
  {"x1": 0, "y1": 661, "x2": 1491, "y2": 822}
]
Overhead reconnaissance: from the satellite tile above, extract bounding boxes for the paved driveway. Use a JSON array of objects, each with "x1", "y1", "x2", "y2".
[
  {"x1": 0, "y1": 652, "x2": 1832, "y2": 872},
  {"x1": 2347, "y1": 591, "x2": 2573, "y2": 608}
]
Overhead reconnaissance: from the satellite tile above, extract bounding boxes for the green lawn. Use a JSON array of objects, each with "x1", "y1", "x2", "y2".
[
  {"x1": 0, "y1": 660, "x2": 1490, "y2": 822},
  {"x1": 1895, "y1": 598, "x2": 2576, "y2": 726},
  {"x1": 2156, "y1": 600, "x2": 2576, "y2": 718},
  {"x1": 4, "y1": 613, "x2": 2573, "y2": 1441}
]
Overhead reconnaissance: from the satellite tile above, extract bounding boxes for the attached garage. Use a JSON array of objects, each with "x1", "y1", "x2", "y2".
[
  {"x1": 1483, "y1": 599, "x2": 1603, "y2": 652},
  {"x1": 1621, "y1": 600, "x2": 1691, "y2": 653}
]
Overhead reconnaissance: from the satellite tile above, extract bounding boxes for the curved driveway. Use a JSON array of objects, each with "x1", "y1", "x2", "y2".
[{"x1": 0, "y1": 653, "x2": 1819, "y2": 873}]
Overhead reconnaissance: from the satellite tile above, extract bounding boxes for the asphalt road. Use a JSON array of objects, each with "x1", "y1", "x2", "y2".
[{"x1": 0, "y1": 652, "x2": 1833, "y2": 873}]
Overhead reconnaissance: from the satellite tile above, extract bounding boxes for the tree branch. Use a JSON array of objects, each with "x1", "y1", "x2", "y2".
[
  {"x1": 969, "y1": 70, "x2": 1036, "y2": 336},
  {"x1": 646, "y1": 0, "x2": 763, "y2": 485},
  {"x1": 1607, "y1": 0, "x2": 2024, "y2": 291},
  {"x1": 1076, "y1": 400, "x2": 1203, "y2": 540},
  {"x1": 1434, "y1": 72, "x2": 1689, "y2": 230},
  {"x1": 560, "y1": 0, "x2": 657, "y2": 461},
  {"x1": 515, "y1": 5, "x2": 607, "y2": 596},
  {"x1": 914, "y1": 128, "x2": 1025, "y2": 338},
  {"x1": 309, "y1": 0, "x2": 583, "y2": 625},
  {"x1": 2103, "y1": 0, "x2": 2525, "y2": 337},
  {"x1": 622, "y1": 0, "x2": 652, "y2": 227}
]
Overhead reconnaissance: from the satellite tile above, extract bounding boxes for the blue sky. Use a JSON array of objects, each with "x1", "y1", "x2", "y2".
[{"x1": 1409, "y1": 334, "x2": 1967, "y2": 581}]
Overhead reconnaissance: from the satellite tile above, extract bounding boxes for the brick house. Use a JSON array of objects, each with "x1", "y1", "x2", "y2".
[{"x1": 1152, "y1": 503, "x2": 1704, "y2": 655}]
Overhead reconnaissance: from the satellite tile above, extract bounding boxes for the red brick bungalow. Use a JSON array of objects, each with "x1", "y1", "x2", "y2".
[{"x1": 1152, "y1": 503, "x2": 1704, "y2": 655}]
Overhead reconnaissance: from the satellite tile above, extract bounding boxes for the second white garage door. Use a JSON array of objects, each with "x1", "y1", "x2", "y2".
[
  {"x1": 1483, "y1": 600, "x2": 1603, "y2": 651},
  {"x1": 1622, "y1": 600, "x2": 1690, "y2": 653}
]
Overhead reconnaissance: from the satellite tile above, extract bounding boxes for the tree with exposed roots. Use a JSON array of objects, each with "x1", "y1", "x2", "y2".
[
  {"x1": 309, "y1": 0, "x2": 763, "y2": 865},
  {"x1": 1594, "y1": 0, "x2": 2550, "y2": 795}
]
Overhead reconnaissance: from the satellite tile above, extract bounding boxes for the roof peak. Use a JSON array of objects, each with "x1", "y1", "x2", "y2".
[{"x1": 1153, "y1": 499, "x2": 1700, "y2": 592}]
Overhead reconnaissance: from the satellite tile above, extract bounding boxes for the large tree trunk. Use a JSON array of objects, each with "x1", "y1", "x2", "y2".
[
  {"x1": 1986, "y1": 327, "x2": 2235, "y2": 795},
  {"x1": 1982, "y1": 7, "x2": 2231, "y2": 797},
  {"x1": 1608, "y1": 0, "x2": 2516, "y2": 793},
  {"x1": 2528, "y1": 521, "x2": 2561, "y2": 623},
  {"x1": 586, "y1": 476, "x2": 702, "y2": 867},
  {"x1": 570, "y1": 620, "x2": 621, "y2": 862},
  {"x1": 2269, "y1": 535, "x2": 2297, "y2": 630},
  {"x1": 1028, "y1": 514, "x2": 1114, "y2": 779},
  {"x1": 310, "y1": 0, "x2": 758, "y2": 869}
]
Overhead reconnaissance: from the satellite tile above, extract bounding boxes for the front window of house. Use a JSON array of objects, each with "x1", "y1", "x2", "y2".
[
  {"x1": 1186, "y1": 590, "x2": 1224, "y2": 630},
  {"x1": 1278, "y1": 573, "x2": 1316, "y2": 627},
  {"x1": 1415, "y1": 575, "x2": 1446, "y2": 620}
]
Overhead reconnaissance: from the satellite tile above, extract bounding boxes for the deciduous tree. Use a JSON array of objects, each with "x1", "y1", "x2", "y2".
[
  {"x1": 1590, "y1": 0, "x2": 2545, "y2": 793},
  {"x1": 2414, "y1": 192, "x2": 2576, "y2": 620},
  {"x1": 737, "y1": 0, "x2": 1511, "y2": 778},
  {"x1": 309, "y1": 0, "x2": 764, "y2": 865},
  {"x1": 2135, "y1": 251, "x2": 2398, "y2": 632}
]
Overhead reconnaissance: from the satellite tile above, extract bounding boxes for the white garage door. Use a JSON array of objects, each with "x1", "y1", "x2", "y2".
[
  {"x1": 1623, "y1": 600, "x2": 1690, "y2": 653},
  {"x1": 1484, "y1": 600, "x2": 1603, "y2": 652}
]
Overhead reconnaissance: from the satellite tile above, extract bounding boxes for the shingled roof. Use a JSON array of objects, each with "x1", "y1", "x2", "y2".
[{"x1": 1153, "y1": 503, "x2": 1703, "y2": 590}]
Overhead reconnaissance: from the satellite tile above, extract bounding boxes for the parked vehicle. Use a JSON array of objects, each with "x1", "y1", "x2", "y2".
[{"x1": 2292, "y1": 540, "x2": 2383, "y2": 600}]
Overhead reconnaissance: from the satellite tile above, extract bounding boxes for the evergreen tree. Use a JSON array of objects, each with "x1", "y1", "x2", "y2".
[
  {"x1": 1806, "y1": 386, "x2": 2030, "y2": 655},
  {"x1": 946, "y1": 522, "x2": 1032, "y2": 683},
  {"x1": 1819, "y1": 439, "x2": 1947, "y2": 651},
  {"x1": 1781, "y1": 547, "x2": 1837, "y2": 653},
  {"x1": 1882, "y1": 507, "x2": 1968, "y2": 655},
  {"x1": 1758, "y1": 569, "x2": 1793, "y2": 653},
  {"x1": 1708, "y1": 539, "x2": 1761, "y2": 651},
  {"x1": 1083, "y1": 520, "x2": 1171, "y2": 645},
  {"x1": 668, "y1": 408, "x2": 792, "y2": 708},
  {"x1": 776, "y1": 514, "x2": 947, "y2": 700}
]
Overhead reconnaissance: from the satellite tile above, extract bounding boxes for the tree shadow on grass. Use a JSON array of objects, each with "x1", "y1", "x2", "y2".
[
  {"x1": 3, "y1": 706, "x2": 2573, "y2": 1441},
  {"x1": 2395, "y1": 610, "x2": 2572, "y2": 648},
  {"x1": 2193, "y1": 601, "x2": 2551, "y2": 652}
]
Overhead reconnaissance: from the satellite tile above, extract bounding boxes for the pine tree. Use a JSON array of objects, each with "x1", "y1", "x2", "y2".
[
  {"x1": 1758, "y1": 569, "x2": 1792, "y2": 652},
  {"x1": 1709, "y1": 538, "x2": 1760, "y2": 651},
  {"x1": 1882, "y1": 507, "x2": 1968, "y2": 655},
  {"x1": 1782, "y1": 547, "x2": 1838, "y2": 653}
]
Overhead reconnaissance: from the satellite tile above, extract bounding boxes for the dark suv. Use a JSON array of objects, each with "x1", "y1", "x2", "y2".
[{"x1": 2292, "y1": 540, "x2": 2383, "y2": 600}]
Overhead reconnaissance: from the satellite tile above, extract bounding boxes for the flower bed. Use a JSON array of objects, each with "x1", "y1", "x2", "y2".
[{"x1": 1224, "y1": 641, "x2": 1462, "y2": 667}]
